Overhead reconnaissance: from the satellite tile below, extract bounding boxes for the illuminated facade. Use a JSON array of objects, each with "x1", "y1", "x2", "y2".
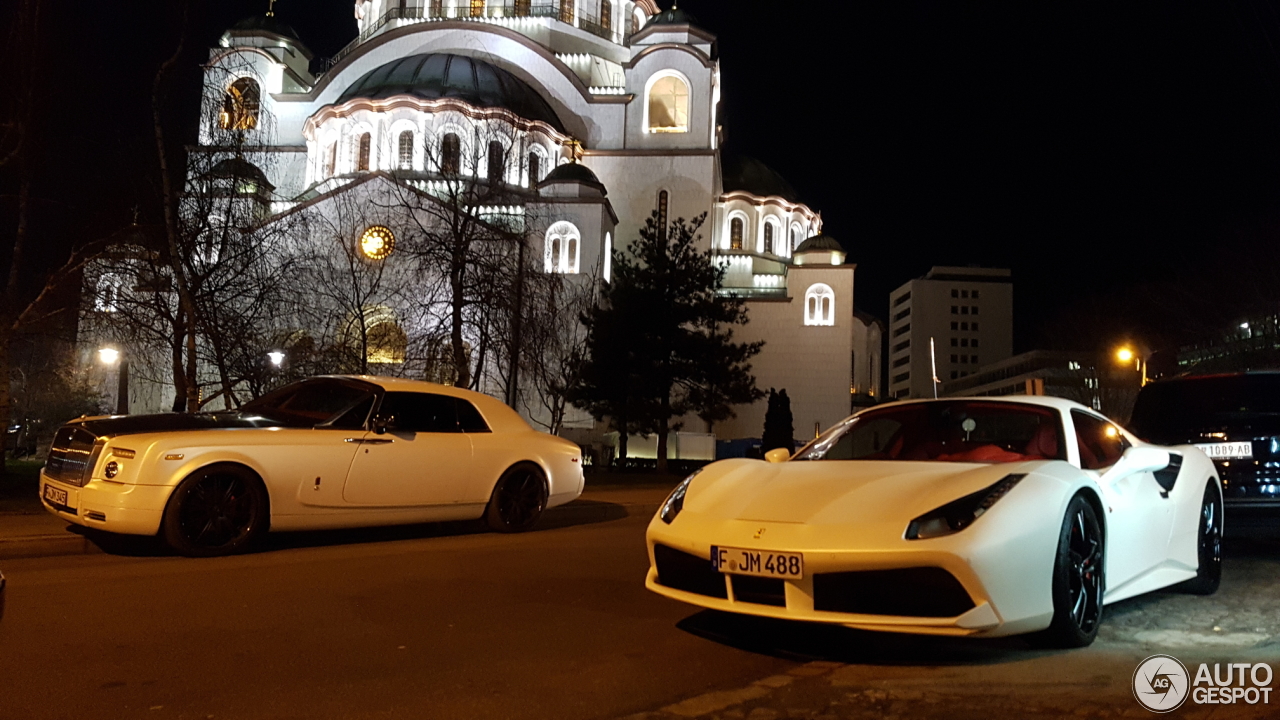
[{"x1": 98, "y1": 2, "x2": 877, "y2": 440}]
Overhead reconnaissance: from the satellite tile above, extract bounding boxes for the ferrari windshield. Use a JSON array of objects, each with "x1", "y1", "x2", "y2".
[
  {"x1": 793, "y1": 400, "x2": 1067, "y2": 463},
  {"x1": 240, "y1": 379, "x2": 376, "y2": 428}
]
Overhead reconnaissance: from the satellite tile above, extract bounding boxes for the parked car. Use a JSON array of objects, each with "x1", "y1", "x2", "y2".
[
  {"x1": 647, "y1": 397, "x2": 1220, "y2": 648},
  {"x1": 40, "y1": 376, "x2": 583, "y2": 556}
]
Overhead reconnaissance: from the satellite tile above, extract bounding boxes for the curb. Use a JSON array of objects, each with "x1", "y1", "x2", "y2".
[
  {"x1": 0, "y1": 501, "x2": 659, "y2": 562},
  {"x1": 0, "y1": 533, "x2": 105, "y2": 561}
]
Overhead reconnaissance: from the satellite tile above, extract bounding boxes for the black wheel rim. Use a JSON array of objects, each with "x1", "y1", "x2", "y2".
[
  {"x1": 1200, "y1": 489, "x2": 1222, "y2": 574},
  {"x1": 1067, "y1": 506, "x2": 1103, "y2": 634},
  {"x1": 178, "y1": 473, "x2": 255, "y2": 549},
  {"x1": 497, "y1": 470, "x2": 544, "y2": 528}
]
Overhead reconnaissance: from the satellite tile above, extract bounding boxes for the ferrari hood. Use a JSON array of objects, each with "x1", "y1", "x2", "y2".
[{"x1": 684, "y1": 459, "x2": 1034, "y2": 526}]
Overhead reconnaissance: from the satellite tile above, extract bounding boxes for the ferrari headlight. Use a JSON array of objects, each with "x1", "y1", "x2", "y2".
[
  {"x1": 659, "y1": 470, "x2": 701, "y2": 524},
  {"x1": 906, "y1": 473, "x2": 1026, "y2": 540}
]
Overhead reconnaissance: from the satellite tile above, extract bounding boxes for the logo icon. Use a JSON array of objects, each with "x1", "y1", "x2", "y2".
[{"x1": 1133, "y1": 654, "x2": 1190, "y2": 713}]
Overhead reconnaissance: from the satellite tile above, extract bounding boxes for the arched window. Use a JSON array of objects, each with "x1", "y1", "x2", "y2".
[
  {"x1": 804, "y1": 283, "x2": 836, "y2": 326},
  {"x1": 789, "y1": 224, "x2": 799, "y2": 253},
  {"x1": 729, "y1": 217, "x2": 744, "y2": 250},
  {"x1": 647, "y1": 73, "x2": 690, "y2": 133},
  {"x1": 470, "y1": 0, "x2": 485, "y2": 17},
  {"x1": 398, "y1": 130, "x2": 414, "y2": 170},
  {"x1": 603, "y1": 232, "x2": 612, "y2": 283},
  {"x1": 324, "y1": 142, "x2": 338, "y2": 178},
  {"x1": 356, "y1": 133, "x2": 372, "y2": 172},
  {"x1": 220, "y1": 77, "x2": 260, "y2": 130},
  {"x1": 487, "y1": 140, "x2": 505, "y2": 184},
  {"x1": 559, "y1": 0, "x2": 574, "y2": 23},
  {"x1": 527, "y1": 152, "x2": 541, "y2": 187},
  {"x1": 763, "y1": 221, "x2": 775, "y2": 254},
  {"x1": 441, "y1": 133, "x2": 461, "y2": 174},
  {"x1": 96, "y1": 274, "x2": 124, "y2": 313},
  {"x1": 544, "y1": 221, "x2": 581, "y2": 273},
  {"x1": 367, "y1": 321, "x2": 408, "y2": 364},
  {"x1": 601, "y1": 0, "x2": 612, "y2": 32}
]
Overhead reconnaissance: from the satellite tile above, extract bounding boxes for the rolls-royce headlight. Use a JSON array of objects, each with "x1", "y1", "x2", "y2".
[
  {"x1": 906, "y1": 474, "x2": 1026, "y2": 540},
  {"x1": 660, "y1": 470, "x2": 702, "y2": 524}
]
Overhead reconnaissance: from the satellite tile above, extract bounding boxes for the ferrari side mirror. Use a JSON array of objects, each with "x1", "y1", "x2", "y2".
[
  {"x1": 1101, "y1": 446, "x2": 1169, "y2": 483},
  {"x1": 764, "y1": 447, "x2": 791, "y2": 463}
]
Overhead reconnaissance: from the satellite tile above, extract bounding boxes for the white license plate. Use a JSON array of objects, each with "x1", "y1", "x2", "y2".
[
  {"x1": 1195, "y1": 442, "x2": 1253, "y2": 460},
  {"x1": 42, "y1": 483, "x2": 71, "y2": 511},
  {"x1": 711, "y1": 546, "x2": 804, "y2": 579}
]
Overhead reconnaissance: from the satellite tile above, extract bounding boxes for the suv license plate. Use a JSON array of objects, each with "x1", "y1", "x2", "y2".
[
  {"x1": 1195, "y1": 442, "x2": 1253, "y2": 460},
  {"x1": 711, "y1": 546, "x2": 803, "y2": 579}
]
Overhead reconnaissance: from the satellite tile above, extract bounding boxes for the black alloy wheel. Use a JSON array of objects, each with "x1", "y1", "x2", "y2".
[
  {"x1": 1176, "y1": 481, "x2": 1223, "y2": 595},
  {"x1": 485, "y1": 464, "x2": 548, "y2": 533},
  {"x1": 162, "y1": 465, "x2": 267, "y2": 557},
  {"x1": 1036, "y1": 495, "x2": 1105, "y2": 648}
]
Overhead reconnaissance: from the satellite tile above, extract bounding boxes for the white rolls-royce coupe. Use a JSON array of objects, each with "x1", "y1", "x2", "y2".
[
  {"x1": 646, "y1": 397, "x2": 1222, "y2": 647},
  {"x1": 40, "y1": 376, "x2": 583, "y2": 556}
]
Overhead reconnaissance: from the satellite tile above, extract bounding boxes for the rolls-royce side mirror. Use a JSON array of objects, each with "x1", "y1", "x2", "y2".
[
  {"x1": 764, "y1": 447, "x2": 791, "y2": 463},
  {"x1": 372, "y1": 416, "x2": 395, "y2": 435}
]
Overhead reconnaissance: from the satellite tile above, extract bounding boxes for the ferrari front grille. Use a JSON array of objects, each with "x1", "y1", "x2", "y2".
[
  {"x1": 730, "y1": 575, "x2": 786, "y2": 607},
  {"x1": 45, "y1": 426, "x2": 101, "y2": 487},
  {"x1": 813, "y1": 567, "x2": 975, "y2": 618},
  {"x1": 654, "y1": 544, "x2": 728, "y2": 599}
]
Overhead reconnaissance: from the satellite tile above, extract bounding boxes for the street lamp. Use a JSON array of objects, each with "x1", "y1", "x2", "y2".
[
  {"x1": 1114, "y1": 345, "x2": 1147, "y2": 386},
  {"x1": 98, "y1": 346, "x2": 129, "y2": 415},
  {"x1": 267, "y1": 351, "x2": 286, "y2": 367}
]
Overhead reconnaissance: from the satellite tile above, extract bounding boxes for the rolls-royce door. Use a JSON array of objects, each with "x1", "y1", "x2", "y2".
[{"x1": 341, "y1": 392, "x2": 476, "y2": 507}]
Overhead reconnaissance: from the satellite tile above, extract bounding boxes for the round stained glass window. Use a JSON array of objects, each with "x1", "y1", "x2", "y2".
[{"x1": 360, "y1": 226, "x2": 395, "y2": 260}]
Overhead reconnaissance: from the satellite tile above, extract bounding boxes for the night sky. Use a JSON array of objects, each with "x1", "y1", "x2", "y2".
[{"x1": 14, "y1": 0, "x2": 1280, "y2": 355}]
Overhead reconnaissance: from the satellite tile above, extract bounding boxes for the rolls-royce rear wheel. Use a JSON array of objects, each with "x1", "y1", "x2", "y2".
[
  {"x1": 161, "y1": 464, "x2": 267, "y2": 557},
  {"x1": 1035, "y1": 494, "x2": 1105, "y2": 648},
  {"x1": 485, "y1": 463, "x2": 548, "y2": 533},
  {"x1": 1175, "y1": 481, "x2": 1222, "y2": 595}
]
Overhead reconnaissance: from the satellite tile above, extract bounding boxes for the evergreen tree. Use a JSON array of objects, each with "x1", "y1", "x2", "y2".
[
  {"x1": 761, "y1": 388, "x2": 795, "y2": 453},
  {"x1": 570, "y1": 210, "x2": 763, "y2": 472}
]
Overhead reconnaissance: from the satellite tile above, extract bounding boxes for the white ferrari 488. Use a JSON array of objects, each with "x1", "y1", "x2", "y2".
[
  {"x1": 41, "y1": 376, "x2": 583, "y2": 556},
  {"x1": 646, "y1": 397, "x2": 1222, "y2": 647}
]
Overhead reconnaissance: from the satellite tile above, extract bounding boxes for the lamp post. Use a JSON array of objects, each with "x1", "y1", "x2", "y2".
[
  {"x1": 98, "y1": 347, "x2": 129, "y2": 415},
  {"x1": 1114, "y1": 345, "x2": 1148, "y2": 386}
]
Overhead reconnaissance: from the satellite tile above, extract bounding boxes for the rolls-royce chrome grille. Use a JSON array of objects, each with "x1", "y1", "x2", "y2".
[{"x1": 45, "y1": 426, "x2": 102, "y2": 487}]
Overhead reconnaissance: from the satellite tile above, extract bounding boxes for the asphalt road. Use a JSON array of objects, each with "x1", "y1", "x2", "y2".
[{"x1": 1, "y1": 495, "x2": 1278, "y2": 720}]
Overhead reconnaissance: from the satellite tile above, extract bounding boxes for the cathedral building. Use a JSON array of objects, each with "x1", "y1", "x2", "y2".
[{"x1": 92, "y1": 1, "x2": 882, "y2": 447}]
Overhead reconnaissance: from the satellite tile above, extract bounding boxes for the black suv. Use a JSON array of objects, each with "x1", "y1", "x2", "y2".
[{"x1": 1130, "y1": 372, "x2": 1280, "y2": 530}]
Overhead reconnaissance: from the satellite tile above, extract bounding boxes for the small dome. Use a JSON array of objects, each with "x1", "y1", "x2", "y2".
[
  {"x1": 229, "y1": 14, "x2": 302, "y2": 42},
  {"x1": 337, "y1": 54, "x2": 565, "y2": 132},
  {"x1": 722, "y1": 156, "x2": 799, "y2": 203},
  {"x1": 794, "y1": 234, "x2": 843, "y2": 254},
  {"x1": 206, "y1": 157, "x2": 274, "y2": 191},
  {"x1": 645, "y1": 5, "x2": 702, "y2": 29},
  {"x1": 539, "y1": 162, "x2": 607, "y2": 195}
]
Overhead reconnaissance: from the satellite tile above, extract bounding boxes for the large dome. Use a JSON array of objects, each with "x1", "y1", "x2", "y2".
[
  {"x1": 722, "y1": 156, "x2": 799, "y2": 203},
  {"x1": 337, "y1": 54, "x2": 565, "y2": 132}
]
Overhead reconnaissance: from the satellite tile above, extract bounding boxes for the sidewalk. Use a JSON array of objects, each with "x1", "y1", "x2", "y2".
[{"x1": 0, "y1": 480, "x2": 673, "y2": 561}]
